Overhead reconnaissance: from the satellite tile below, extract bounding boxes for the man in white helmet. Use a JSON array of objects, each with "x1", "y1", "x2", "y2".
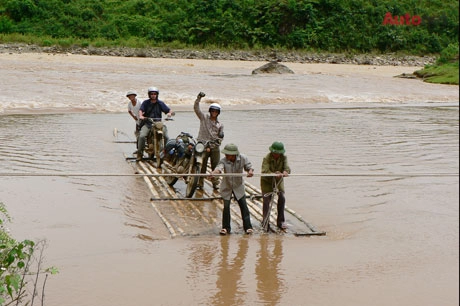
[
  {"x1": 126, "y1": 90, "x2": 141, "y2": 154},
  {"x1": 137, "y1": 87, "x2": 173, "y2": 161},
  {"x1": 194, "y1": 91, "x2": 224, "y2": 190}
]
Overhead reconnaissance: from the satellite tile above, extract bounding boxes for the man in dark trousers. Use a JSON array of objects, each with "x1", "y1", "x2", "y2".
[
  {"x1": 212, "y1": 143, "x2": 254, "y2": 235},
  {"x1": 194, "y1": 91, "x2": 224, "y2": 190},
  {"x1": 260, "y1": 141, "x2": 291, "y2": 231}
]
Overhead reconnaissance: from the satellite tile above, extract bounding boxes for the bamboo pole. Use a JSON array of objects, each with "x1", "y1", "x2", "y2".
[
  {"x1": 136, "y1": 167, "x2": 179, "y2": 237},
  {"x1": 146, "y1": 161, "x2": 217, "y2": 227},
  {"x1": 244, "y1": 180, "x2": 326, "y2": 235},
  {"x1": 150, "y1": 195, "x2": 263, "y2": 201},
  {"x1": 196, "y1": 189, "x2": 224, "y2": 226},
  {"x1": 140, "y1": 162, "x2": 189, "y2": 233}
]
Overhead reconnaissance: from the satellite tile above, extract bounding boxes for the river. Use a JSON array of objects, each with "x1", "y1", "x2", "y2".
[{"x1": 0, "y1": 53, "x2": 458, "y2": 306}]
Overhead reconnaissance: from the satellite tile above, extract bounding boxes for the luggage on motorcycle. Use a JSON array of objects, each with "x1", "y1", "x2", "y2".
[
  {"x1": 164, "y1": 132, "x2": 195, "y2": 187},
  {"x1": 165, "y1": 139, "x2": 177, "y2": 156},
  {"x1": 178, "y1": 132, "x2": 192, "y2": 144}
]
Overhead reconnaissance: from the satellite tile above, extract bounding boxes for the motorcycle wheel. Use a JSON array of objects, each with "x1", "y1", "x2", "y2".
[
  {"x1": 185, "y1": 164, "x2": 200, "y2": 198},
  {"x1": 164, "y1": 156, "x2": 178, "y2": 186},
  {"x1": 164, "y1": 171, "x2": 178, "y2": 186}
]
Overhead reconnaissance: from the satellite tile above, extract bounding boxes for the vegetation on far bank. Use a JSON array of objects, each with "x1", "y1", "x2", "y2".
[
  {"x1": 415, "y1": 43, "x2": 459, "y2": 85},
  {"x1": 0, "y1": 0, "x2": 458, "y2": 84},
  {"x1": 0, "y1": 0, "x2": 458, "y2": 55}
]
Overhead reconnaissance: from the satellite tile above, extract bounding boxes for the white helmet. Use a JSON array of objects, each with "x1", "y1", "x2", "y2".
[
  {"x1": 147, "y1": 87, "x2": 159, "y2": 95},
  {"x1": 126, "y1": 90, "x2": 137, "y2": 97},
  {"x1": 209, "y1": 103, "x2": 221, "y2": 114}
]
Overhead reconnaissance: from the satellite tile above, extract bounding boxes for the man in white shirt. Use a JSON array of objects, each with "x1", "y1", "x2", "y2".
[{"x1": 126, "y1": 90, "x2": 141, "y2": 153}]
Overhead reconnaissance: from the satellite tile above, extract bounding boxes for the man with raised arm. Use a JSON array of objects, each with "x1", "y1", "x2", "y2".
[{"x1": 194, "y1": 91, "x2": 224, "y2": 190}]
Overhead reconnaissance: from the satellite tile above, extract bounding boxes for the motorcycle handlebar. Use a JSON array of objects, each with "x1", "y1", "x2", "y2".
[
  {"x1": 197, "y1": 139, "x2": 221, "y2": 147},
  {"x1": 143, "y1": 112, "x2": 175, "y2": 122},
  {"x1": 145, "y1": 117, "x2": 174, "y2": 122},
  {"x1": 180, "y1": 132, "x2": 194, "y2": 138}
]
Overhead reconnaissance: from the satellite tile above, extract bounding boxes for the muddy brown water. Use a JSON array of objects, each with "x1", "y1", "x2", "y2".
[
  {"x1": 0, "y1": 54, "x2": 458, "y2": 306},
  {"x1": 1, "y1": 108, "x2": 458, "y2": 306}
]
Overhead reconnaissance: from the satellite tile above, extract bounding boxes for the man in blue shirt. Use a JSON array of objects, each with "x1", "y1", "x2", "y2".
[{"x1": 137, "y1": 87, "x2": 173, "y2": 161}]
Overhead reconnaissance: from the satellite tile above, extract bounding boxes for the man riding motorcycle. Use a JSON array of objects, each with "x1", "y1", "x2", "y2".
[{"x1": 137, "y1": 87, "x2": 174, "y2": 161}]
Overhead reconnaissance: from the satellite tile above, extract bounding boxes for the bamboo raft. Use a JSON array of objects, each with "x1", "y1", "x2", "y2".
[
  {"x1": 114, "y1": 127, "x2": 325, "y2": 237},
  {"x1": 125, "y1": 154, "x2": 326, "y2": 238}
]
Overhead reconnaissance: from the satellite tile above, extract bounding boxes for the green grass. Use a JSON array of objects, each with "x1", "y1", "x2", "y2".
[{"x1": 415, "y1": 62, "x2": 459, "y2": 85}]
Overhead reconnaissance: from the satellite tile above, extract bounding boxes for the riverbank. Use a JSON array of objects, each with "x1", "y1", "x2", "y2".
[{"x1": 0, "y1": 43, "x2": 436, "y2": 67}]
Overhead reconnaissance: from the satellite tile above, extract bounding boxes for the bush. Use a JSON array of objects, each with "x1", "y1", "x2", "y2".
[
  {"x1": 437, "y1": 42, "x2": 459, "y2": 64},
  {"x1": 0, "y1": 16, "x2": 14, "y2": 33},
  {"x1": 0, "y1": 0, "x2": 458, "y2": 54},
  {"x1": 0, "y1": 202, "x2": 58, "y2": 305},
  {"x1": 4, "y1": 0, "x2": 37, "y2": 22}
]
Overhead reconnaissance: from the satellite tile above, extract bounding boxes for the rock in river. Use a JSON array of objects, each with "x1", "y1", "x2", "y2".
[{"x1": 252, "y1": 61, "x2": 295, "y2": 74}]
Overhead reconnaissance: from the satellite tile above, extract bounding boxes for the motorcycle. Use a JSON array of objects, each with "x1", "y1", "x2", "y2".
[
  {"x1": 162, "y1": 135, "x2": 220, "y2": 198},
  {"x1": 163, "y1": 132, "x2": 196, "y2": 187},
  {"x1": 143, "y1": 114, "x2": 174, "y2": 167},
  {"x1": 184, "y1": 139, "x2": 221, "y2": 198}
]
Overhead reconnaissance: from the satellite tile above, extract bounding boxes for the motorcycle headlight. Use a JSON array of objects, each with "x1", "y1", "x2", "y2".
[{"x1": 195, "y1": 142, "x2": 205, "y2": 153}]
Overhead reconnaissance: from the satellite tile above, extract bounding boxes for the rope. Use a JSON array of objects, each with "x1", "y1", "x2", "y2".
[
  {"x1": 261, "y1": 177, "x2": 283, "y2": 231},
  {"x1": 0, "y1": 172, "x2": 457, "y2": 177}
]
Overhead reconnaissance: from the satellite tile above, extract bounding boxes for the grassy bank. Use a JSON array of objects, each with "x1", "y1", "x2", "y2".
[
  {"x1": 415, "y1": 62, "x2": 459, "y2": 85},
  {"x1": 414, "y1": 43, "x2": 459, "y2": 85}
]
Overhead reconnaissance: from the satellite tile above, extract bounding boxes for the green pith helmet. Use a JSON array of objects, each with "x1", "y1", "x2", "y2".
[
  {"x1": 269, "y1": 141, "x2": 285, "y2": 154},
  {"x1": 221, "y1": 143, "x2": 239, "y2": 155}
]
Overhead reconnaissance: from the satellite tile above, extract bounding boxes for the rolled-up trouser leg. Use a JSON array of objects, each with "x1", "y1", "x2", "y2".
[
  {"x1": 162, "y1": 125, "x2": 169, "y2": 143},
  {"x1": 276, "y1": 191, "x2": 286, "y2": 227},
  {"x1": 199, "y1": 150, "x2": 211, "y2": 186},
  {"x1": 222, "y1": 199, "x2": 232, "y2": 232},
  {"x1": 210, "y1": 146, "x2": 221, "y2": 186},
  {"x1": 138, "y1": 125, "x2": 150, "y2": 155},
  {"x1": 237, "y1": 196, "x2": 252, "y2": 231},
  {"x1": 262, "y1": 194, "x2": 272, "y2": 228},
  {"x1": 135, "y1": 124, "x2": 140, "y2": 148}
]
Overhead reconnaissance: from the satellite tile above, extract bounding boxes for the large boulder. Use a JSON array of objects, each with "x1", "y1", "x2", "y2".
[{"x1": 252, "y1": 61, "x2": 294, "y2": 74}]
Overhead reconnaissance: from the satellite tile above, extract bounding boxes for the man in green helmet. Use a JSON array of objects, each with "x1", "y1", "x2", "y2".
[
  {"x1": 260, "y1": 141, "x2": 291, "y2": 231},
  {"x1": 211, "y1": 143, "x2": 254, "y2": 235}
]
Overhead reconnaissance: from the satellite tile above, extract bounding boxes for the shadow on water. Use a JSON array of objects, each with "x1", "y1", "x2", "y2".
[{"x1": 185, "y1": 236, "x2": 285, "y2": 306}]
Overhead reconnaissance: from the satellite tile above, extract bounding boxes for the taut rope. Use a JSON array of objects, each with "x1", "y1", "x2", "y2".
[{"x1": 0, "y1": 172, "x2": 457, "y2": 177}]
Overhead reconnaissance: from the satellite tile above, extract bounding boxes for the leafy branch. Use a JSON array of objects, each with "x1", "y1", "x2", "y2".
[{"x1": 0, "y1": 202, "x2": 58, "y2": 306}]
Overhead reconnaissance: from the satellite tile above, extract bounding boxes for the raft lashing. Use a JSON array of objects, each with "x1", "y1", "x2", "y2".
[
  {"x1": 115, "y1": 129, "x2": 325, "y2": 237},
  {"x1": 125, "y1": 157, "x2": 325, "y2": 238}
]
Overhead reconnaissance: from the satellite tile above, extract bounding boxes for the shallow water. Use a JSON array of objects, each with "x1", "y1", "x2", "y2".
[{"x1": 0, "y1": 105, "x2": 458, "y2": 306}]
